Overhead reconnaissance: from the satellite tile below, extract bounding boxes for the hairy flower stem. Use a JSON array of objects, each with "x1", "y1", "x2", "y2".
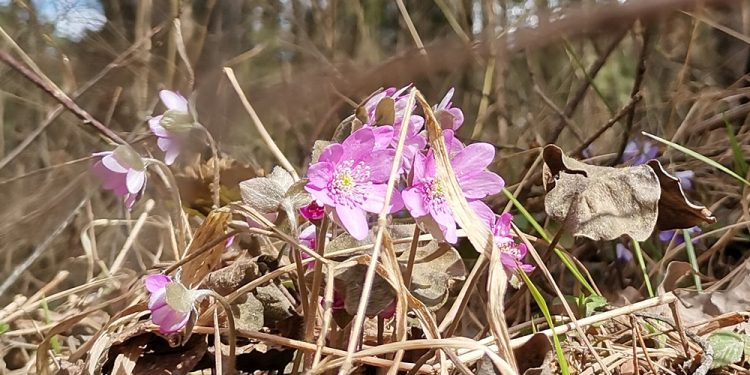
[{"x1": 205, "y1": 290, "x2": 236, "y2": 374}]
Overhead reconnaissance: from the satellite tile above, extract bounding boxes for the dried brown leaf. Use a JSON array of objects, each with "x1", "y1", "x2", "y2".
[
  {"x1": 542, "y1": 144, "x2": 661, "y2": 241},
  {"x1": 181, "y1": 210, "x2": 231, "y2": 288},
  {"x1": 542, "y1": 145, "x2": 715, "y2": 241},
  {"x1": 647, "y1": 160, "x2": 716, "y2": 230},
  {"x1": 401, "y1": 241, "x2": 466, "y2": 310},
  {"x1": 374, "y1": 97, "x2": 395, "y2": 125}
]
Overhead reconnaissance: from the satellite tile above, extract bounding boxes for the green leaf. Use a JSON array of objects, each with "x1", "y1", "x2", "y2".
[
  {"x1": 642, "y1": 132, "x2": 750, "y2": 187},
  {"x1": 708, "y1": 330, "x2": 745, "y2": 369},
  {"x1": 504, "y1": 187, "x2": 597, "y2": 296},
  {"x1": 582, "y1": 295, "x2": 607, "y2": 318},
  {"x1": 519, "y1": 271, "x2": 570, "y2": 375},
  {"x1": 725, "y1": 119, "x2": 749, "y2": 178},
  {"x1": 0, "y1": 321, "x2": 8, "y2": 335}
]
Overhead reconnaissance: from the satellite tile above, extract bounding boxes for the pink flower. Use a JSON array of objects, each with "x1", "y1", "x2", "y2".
[
  {"x1": 144, "y1": 274, "x2": 192, "y2": 333},
  {"x1": 148, "y1": 90, "x2": 192, "y2": 165},
  {"x1": 305, "y1": 127, "x2": 404, "y2": 240},
  {"x1": 434, "y1": 88, "x2": 464, "y2": 130},
  {"x1": 300, "y1": 201, "x2": 325, "y2": 221},
  {"x1": 402, "y1": 134, "x2": 504, "y2": 243},
  {"x1": 490, "y1": 213, "x2": 535, "y2": 273},
  {"x1": 361, "y1": 86, "x2": 428, "y2": 174},
  {"x1": 92, "y1": 145, "x2": 147, "y2": 208}
]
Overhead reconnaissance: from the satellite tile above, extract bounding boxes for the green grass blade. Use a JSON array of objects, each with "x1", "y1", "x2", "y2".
[
  {"x1": 631, "y1": 239, "x2": 654, "y2": 298},
  {"x1": 642, "y1": 132, "x2": 750, "y2": 187},
  {"x1": 503, "y1": 188, "x2": 550, "y2": 242},
  {"x1": 683, "y1": 229, "x2": 703, "y2": 292},
  {"x1": 504, "y1": 188, "x2": 597, "y2": 295},
  {"x1": 724, "y1": 119, "x2": 748, "y2": 178},
  {"x1": 520, "y1": 271, "x2": 570, "y2": 375}
]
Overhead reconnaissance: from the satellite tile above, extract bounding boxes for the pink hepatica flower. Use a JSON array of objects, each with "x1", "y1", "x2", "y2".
[
  {"x1": 148, "y1": 90, "x2": 193, "y2": 165},
  {"x1": 305, "y1": 127, "x2": 404, "y2": 240},
  {"x1": 434, "y1": 88, "x2": 464, "y2": 131},
  {"x1": 144, "y1": 274, "x2": 205, "y2": 334},
  {"x1": 362, "y1": 86, "x2": 427, "y2": 174},
  {"x1": 490, "y1": 213, "x2": 535, "y2": 273},
  {"x1": 92, "y1": 145, "x2": 147, "y2": 208},
  {"x1": 402, "y1": 137, "x2": 504, "y2": 244}
]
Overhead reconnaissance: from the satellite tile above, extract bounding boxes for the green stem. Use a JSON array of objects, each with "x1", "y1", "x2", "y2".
[
  {"x1": 631, "y1": 239, "x2": 654, "y2": 297},
  {"x1": 682, "y1": 229, "x2": 702, "y2": 292},
  {"x1": 519, "y1": 272, "x2": 570, "y2": 375}
]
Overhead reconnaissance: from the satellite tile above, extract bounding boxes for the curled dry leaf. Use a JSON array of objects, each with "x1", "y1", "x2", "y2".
[
  {"x1": 181, "y1": 209, "x2": 231, "y2": 288},
  {"x1": 647, "y1": 160, "x2": 716, "y2": 230},
  {"x1": 542, "y1": 144, "x2": 714, "y2": 241}
]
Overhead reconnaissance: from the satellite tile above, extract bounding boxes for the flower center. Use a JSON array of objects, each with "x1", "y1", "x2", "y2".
[
  {"x1": 330, "y1": 160, "x2": 371, "y2": 206},
  {"x1": 495, "y1": 237, "x2": 520, "y2": 258},
  {"x1": 420, "y1": 177, "x2": 449, "y2": 211}
]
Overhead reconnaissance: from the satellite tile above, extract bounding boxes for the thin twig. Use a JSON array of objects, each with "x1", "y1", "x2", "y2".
[{"x1": 223, "y1": 67, "x2": 299, "y2": 180}]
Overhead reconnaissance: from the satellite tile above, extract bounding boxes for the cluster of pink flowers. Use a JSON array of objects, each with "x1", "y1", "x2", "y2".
[
  {"x1": 92, "y1": 90, "x2": 192, "y2": 209},
  {"x1": 304, "y1": 86, "x2": 533, "y2": 275},
  {"x1": 101, "y1": 86, "x2": 536, "y2": 335}
]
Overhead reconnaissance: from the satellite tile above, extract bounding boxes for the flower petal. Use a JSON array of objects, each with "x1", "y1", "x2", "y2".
[
  {"x1": 430, "y1": 205, "x2": 457, "y2": 244},
  {"x1": 341, "y1": 128, "x2": 375, "y2": 162},
  {"x1": 460, "y1": 171, "x2": 504, "y2": 199},
  {"x1": 319, "y1": 143, "x2": 343, "y2": 164},
  {"x1": 101, "y1": 154, "x2": 128, "y2": 173},
  {"x1": 402, "y1": 186, "x2": 428, "y2": 218},
  {"x1": 468, "y1": 200, "x2": 495, "y2": 226},
  {"x1": 452, "y1": 142, "x2": 496, "y2": 173},
  {"x1": 365, "y1": 149, "x2": 396, "y2": 182},
  {"x1": 126, "y1": 169, "x2": 146, "y2": 194},
  {"x1": 145, "y1": 274, "x2": 172, "y2": 293},
  {"x1": 159, "y1": 90, "x2": 189, "y2": 112},
  {"x1": 148, "y1": 116, "x2": 169, "y2": 137},
  {"x1": 164, "y1": 146, "x2": 180, "y2": 165},
  {"x1": 335, "y1": 204, "x2": 369, "y2": 240},
  {"x1": 151, "y1": 304, "x2": 191, "y2": 333},
  {"x1": 306, "y1": 162, "x2": 334, "y2": 188}
]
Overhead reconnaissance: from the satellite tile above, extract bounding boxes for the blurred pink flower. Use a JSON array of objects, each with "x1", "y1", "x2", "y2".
[
  {"x1": 490, "y1": 213, "x2": 535, "y2": 273},
  {"x1": 144, "y1": 274, "x2": 192, "y2": 334},
  {"x1": 148, "y1": 90, "x2": 192, "y2": 165},
  {"x1": 305, "y1": 127, "x2": 404, "y2": 240},
  {"x1": 92, "y1": 145, "x2": 147, "y2": 208},
  {"x1": 402, "y1": 135, "x2": 504, "y2": 243}
]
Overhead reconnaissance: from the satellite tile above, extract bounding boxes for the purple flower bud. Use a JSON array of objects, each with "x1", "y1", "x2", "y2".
[{"x1": 300, "y1": 201, "x2": 325, "y2": 221}]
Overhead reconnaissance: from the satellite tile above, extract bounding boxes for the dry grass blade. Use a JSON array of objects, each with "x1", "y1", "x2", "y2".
[
  {"x1": 416, "y1": 91, "x2": 517, "y2": 374},
  {"x1": 339, "y1": 88, "x2": 417, "y2": 375}
]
